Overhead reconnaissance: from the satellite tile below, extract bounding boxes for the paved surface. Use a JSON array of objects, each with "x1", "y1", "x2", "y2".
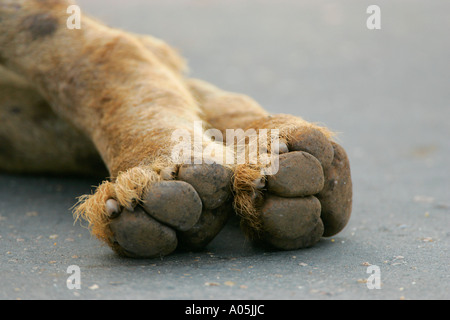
[{"x1": 1, "y1": 0, "x2": 449, "y2": 300}]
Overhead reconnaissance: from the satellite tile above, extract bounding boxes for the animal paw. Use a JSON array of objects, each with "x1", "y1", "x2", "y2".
[
  {"x1": 234, "y1": 117, "x2": 352, "y2": 250},
  {"x1": 75, "y1": 163, "x2": 233, "y2": 258}
]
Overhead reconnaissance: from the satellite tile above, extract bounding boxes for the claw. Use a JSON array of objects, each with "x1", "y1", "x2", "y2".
[
  {"x1": 160, "y1": 166, "x2": 178, "y2": 180},
  {"x1": 278, "y1": 142, "x2": 289, "y2": 154},
  {"x1": 106, "y1": 199, "x2": 121, "y2": 219},
  {"x1": 253, "y1": 176, "x2": 266, "y2": 189}
]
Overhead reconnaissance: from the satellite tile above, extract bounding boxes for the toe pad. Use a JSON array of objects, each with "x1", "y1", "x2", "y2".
[
  {"x1": 178, "y1": 163, "x2": 232, "y2": 210},
  {"x1": 261, "y1": 195, "x2": 324, "y2": 250},
  {"x1": 267, "y1": 151, "x2": 324, "y2": 197},
  {"x1": 109, "y1": 207, "x2": 178, "y2": 258},
  {"x1": 142, "y1": 180, "x2": 203, "y2": 232}
]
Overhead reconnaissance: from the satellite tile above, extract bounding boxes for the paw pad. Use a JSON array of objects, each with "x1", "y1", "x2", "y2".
[
  {"x1": 104, "y1": 163, "x2": 233, "y2": 258},
  {"x1": 234, "y1": 122, "x2": 352, "y2": 252},
  {"x1": 267, "y1": 151, "x2": 324, "y2": 197},
  {"x1": 109, "y1": 206, "x2": 178, "y2": 258},
  {"x1": 142, "y1": 180, "x2": 202, "y2": 231}
]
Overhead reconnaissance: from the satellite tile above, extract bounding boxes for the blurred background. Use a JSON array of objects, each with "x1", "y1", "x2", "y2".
[
  {"x1": 1, "y1": 0, "x2": 448, "y2": 299},
  {"x1": 77, "y1": 0, "x2": 450, "y2": 186}
]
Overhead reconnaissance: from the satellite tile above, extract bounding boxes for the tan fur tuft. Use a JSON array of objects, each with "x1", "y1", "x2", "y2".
[
  {"x1": 73, "y1": 181, "x2": 116, "y2": 244},
  {"x1": 73, "y1": 165, "x2": 161, "y2": 247},
  {"x1": 232, "y1": 164, "x2": 264, "y2": 238}
]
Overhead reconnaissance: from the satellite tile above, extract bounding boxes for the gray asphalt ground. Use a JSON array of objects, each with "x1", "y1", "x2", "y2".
[{"x1": 1, "y1": 0, "x2": 449, "y2": 300}]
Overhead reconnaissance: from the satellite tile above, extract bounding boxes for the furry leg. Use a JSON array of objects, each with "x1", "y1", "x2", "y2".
[{"x1": 0, "y1": 1, "x2": 232, "y2": 257}]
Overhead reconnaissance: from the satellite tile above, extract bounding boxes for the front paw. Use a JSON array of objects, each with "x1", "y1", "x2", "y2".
[
  {"x1": 234, "y1": 119, "x2": 352, "y2": 250},
  {"x1": 76, "y1": 163, "x2": 233, "y2": 258}
]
